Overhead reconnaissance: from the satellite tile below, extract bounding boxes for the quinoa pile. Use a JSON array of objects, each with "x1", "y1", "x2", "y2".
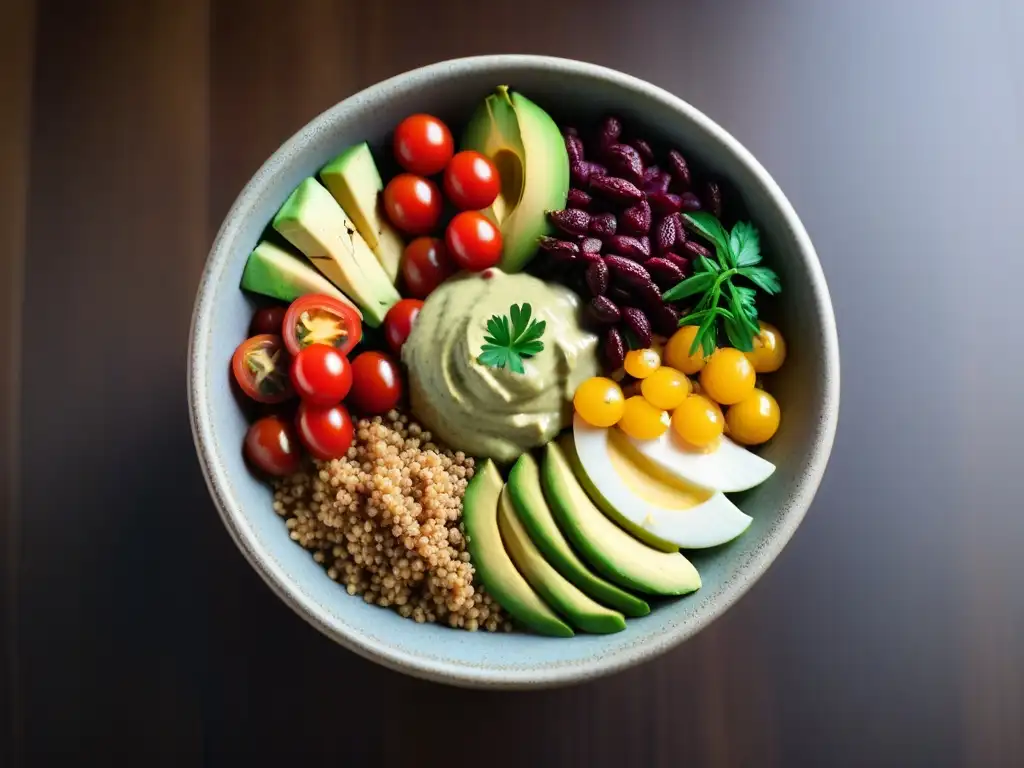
[{"x1": 273, "y1": 410, "x2": 511, "y2": 631}]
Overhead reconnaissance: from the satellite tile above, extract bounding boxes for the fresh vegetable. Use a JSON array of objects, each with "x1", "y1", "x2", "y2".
[
  {"x1": 726, "y1": 390, "x2": 780, "y2": 445},
  {"x1": 400, "y1": 237, "x2": 454, "y2": 299},
  {"x1": 241, "y1": 240, "x2": 359, "y2": 311},
  {"x1": 383, "y1": 174, "x2": 443, "y2": 236},
  {"x1": 623, "y1": 348, "x2": 660, "y2": 379},
  {"x1": 281, "y1": 293, "x2": 362, "y2": 358},
  {"x1": 393, "y1": 114, "x2": 454, "y2": 176},
  {"x1": 699, "y1": 348, "x2": 756, "y2": 405},
  {"x1": 640, "y1": 367, "x2": 690, "y2": 410},
  {"x1": 231, "y1": 334, "x2": 294, "y2": 404},
  {"x1": 476, "y1": 302, "x2": 546, "y2": 374},
  {"x1": 573, "y1": 377, "x2": 625, "y2": 427},
  {"x1": 296, "y1": 401, "x2": 355, "y2": 460},
  {"x1": 664, "y1": 325, "x2": 708, "y2": 374},
  {"x1": 443, "y1": 150, "x2": 500, "y2": 211},
  {"x1": 745, "y1": 321, "x2": 787, "y2": 373},
  {"x1": 244, "y1": 415, "x2": 302, "y2": 476},
  {"x1": 250, "y1": 305, "x2": 286, "y2": 336},
  {"x1": 617, "y1": 396, "x2": 670, "y2": 440},
  {"x1": 445, "y1": 211, "x2": 503, "y2": 271},
  {"x1": 347, "y1": 351, "x2": 403, "y2": 415},
  {"x1": 671, "y1": 395, "x2": 725, "y2": 448},
  {"x1": 289, "y1": 344, "x2": 353, "y2": 406},
  {"x1": 383, "y1": 298, "x2": 424, "y2": 355}
]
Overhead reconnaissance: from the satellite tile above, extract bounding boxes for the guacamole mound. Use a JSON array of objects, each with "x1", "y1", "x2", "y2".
[{"x1": 402, "y1": 270, "x2": 600, "y2": 462}]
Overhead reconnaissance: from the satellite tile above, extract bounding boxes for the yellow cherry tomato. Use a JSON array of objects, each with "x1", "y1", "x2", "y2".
[
  {"x1": 618, "y1": 396, "x2": 670, "y2": 440},
  {"x1": 624, "y1": 348, "x2": 661, "y2": 379},
  {"x1": 726, "y1": 390, "x2": 781, "y2": 445},
  {"x1": 745, "y1": 321, "x2": 787, "y2": 373},
  {"x1": 574, "y1": 377, "x2": 625, "y2": 427},
  {"x1": 699, "y1": 348, "x2": 756, "y2": 405},
  {"x1": 664, "y1": 325, "x2": 710, "y2": 374},
  {"x1": 671, "y1": 395, "x2": 725, "y2": 448},
  {"x1": 641, "y1": 367, "x2": 690, "y2": 410}
]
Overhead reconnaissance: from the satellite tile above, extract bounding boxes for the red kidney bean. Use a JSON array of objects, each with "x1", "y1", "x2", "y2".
[
  {"x1": 605, "y1": 143, "x2": 644, "y2": 184},
  {"x1": 628, "y1": 138, "x2": 654, "y2": 164},
  {"x1": 549, "y1": 209, "x2": 591, "y2": 236},
  {"x1": 589, "y1": 175, "x2": 644, "y2": 204},
  {"x1": 651, "y1": 303, "x2": 681, "y2": 336},
  {"x1": 705, "y1": 180, "x2": 722, "y2": 218},
  {"x1": 580, "y1": 237, "x2": 603, "y2": 254},
  {"x1": 606, "y1": 254, "x2": 654, "y2": 289},
  {"x1": 585, "y1": 259, "x2": 609, "y2": 296},
  {"x1": 563, "y1": 126, "x2": 579, "y2": 137},
  {"x1": 538, "y1": 236, "x2": 579, "y2": 255},
  {"x1": 597, "y1": 116, "x2": 623, "y2": 155},
  {"x1": 646, "y1": 257, "x2": 688, "y2": 288},
  {"x1": 642, "y1": 167, "x2": 672, "y2": 195},
  {"x1": 571, "y1": 161, "x2": 607, "y2": 186},
  {"x1": 630, "y1": 281, "x2": 663, "y2": 310},
  {"x1": 669, "y1": 213, "x2": 687, "y2": 246},
  {"x1": 603, "y1": 327, "x2": 627, "y2": 369},
  {"x1": 667, "y1": 150, "x2": 692, "y2": 188},
  {"x1": 589, "y1": 295, "x2": 621, "y2": 324},
  {"x1": 622, "y1": 307, "x2": 653, "y2": 348},
  {"x1": 565, "y1": 134, "x2": 584, "y2": 164},
  {"x1": 588, "y1": 212, "x2": 617, "y2": 237},
  {"x1": 661, "y1": 252, "x2": 691, "y2": 273},
  {"x1": 639, "y1": 235, "x2": 651, "y2": 255},
  {"x1": 580, "y1": 249, "x2": 605, "y2": 267},
  {"x1": 679, "y1": 192, "x2": 702, "y2": 212},
  {"x1": 648, "y1": 192, "x2": 684, "y2": 215},
  {"x1": 621, "y1": 199, "x2": 651, "y2": 236},
  {"x1": 683, "y1": 240, "x2": 713, "y2": 260},
  {"x1": 567, "y1": 188, "x2": 593, "y2": 209},
  {"x1": 608, "y1": 285, "x2": 633, "y2": 306},
  {"x1": 654, "y1": 216, "x2": 677, "y2": 254},
  {"x1": 606, "y1": 234, "x2": 649, "y2": 261}
]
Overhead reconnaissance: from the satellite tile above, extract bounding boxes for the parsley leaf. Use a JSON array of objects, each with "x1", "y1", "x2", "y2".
[
  {"x1": 739, "y1": 265, "x2": 781, "y2": 295},
  {"x1": 729, "y1": 221, "x2": 761, "y2": 267},
  {"x1": 684, "y1": 212, "x2": 730, "y2": 254},
  {"x1": 477, "y1": 303, "x2": 547, "y2": 374},
  {"x1": 663, "y1": 272, "x2": 716, "y2": 302}
]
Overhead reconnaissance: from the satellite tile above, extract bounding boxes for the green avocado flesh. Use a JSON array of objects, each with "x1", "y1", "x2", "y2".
[
  {"x1": 240, "y1": 240, "x2": 352, "y2": 306},
  {"x1": 319, "y1": 143, "x2": 404, "y2": 283},
  {"x1": 461, "y1": 86, "x2": 569, "y2": 273},
  {"x1": 463, "y1": 461, "x2": 573, "y2": 637},
  {"x1": 272, "y1": 178, "x2": 399, "y2": 326},
  {"x1": 542, "y1": 440, "x2": 702, "y2": 596},
  {"x1": 498, "y1": 484, "x2": 626, "y2": 634},
  {"x1": 508, "y1": 454, "x2": 650, "y2": 617}
]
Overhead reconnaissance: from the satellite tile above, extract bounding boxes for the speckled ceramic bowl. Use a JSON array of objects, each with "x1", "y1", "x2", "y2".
[{"x1": 188, "y1": 55, "x2": 839, "y2": 689}]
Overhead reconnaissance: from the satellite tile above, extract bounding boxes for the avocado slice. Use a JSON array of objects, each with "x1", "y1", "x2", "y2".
[
  {"x1": 320, "y1": 143, "x2": 404, "y2": 283},
  {"x1": 462, "y1": 86, "x2": 569, "y2": 273},
  {"x1": 272, "y1": 178, "x2": 399, "y2": 326},
  {"x1": 542, "y1": 439, "x2": 702, "y2": 596},
  {"x1": 464, "y1": 460, "x2": 573, "y2": 637},
  {"x1": 240, "y1": 240, "x2": 362, "y2": 315},
  {"x1": 498, "y1": 484, "x2": 626, "y2": 634},
  {"x1": 507, "y1": 453, "x2": 650, "y2": 617}
]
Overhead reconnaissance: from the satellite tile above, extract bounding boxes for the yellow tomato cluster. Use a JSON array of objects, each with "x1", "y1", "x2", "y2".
[{"x1": 573, "y1": 321, "x2": 787, "y2": 449}]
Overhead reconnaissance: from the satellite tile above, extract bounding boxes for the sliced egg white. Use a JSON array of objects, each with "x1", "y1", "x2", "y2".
[{"x1": 626, "y1": 430, "x2": 775, "y2": 493}]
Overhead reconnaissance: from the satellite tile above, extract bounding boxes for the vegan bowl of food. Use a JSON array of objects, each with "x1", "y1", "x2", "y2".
[{"x1": 189, "y1": 55, "x2": 839, "y2": 689}]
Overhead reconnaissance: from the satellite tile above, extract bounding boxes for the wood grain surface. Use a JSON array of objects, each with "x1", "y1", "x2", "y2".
[{"x1": 4, "y1": 0, "x2": 1023, "y2": 765}]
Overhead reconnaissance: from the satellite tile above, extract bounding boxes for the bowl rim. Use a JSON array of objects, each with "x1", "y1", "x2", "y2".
[{"x1": 188, "y1": 54, "x2": 840, "y2": 689}]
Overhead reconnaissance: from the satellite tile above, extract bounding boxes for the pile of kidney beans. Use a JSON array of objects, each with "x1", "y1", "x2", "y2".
[{"x1": 539, "y1": 116, "x2": 725, "y2": 370}]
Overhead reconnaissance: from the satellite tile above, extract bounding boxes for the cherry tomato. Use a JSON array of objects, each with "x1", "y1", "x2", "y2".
[
  {"x1": 393, "y1": 114, "x2": 454, "y2": 176},
  {"x1": 250, "y1": 305, "x2": 287, "y2": 336},
  {"x1": 700, "y1": 348, "x2": 756, "y2": 405},
  {"x1": 664, "y1": 325, "x2": 710, "y2": 375},
  {"x1": 281, "y1": 294, "x2": 362, "y2": 358},
  {"x1": 623, "y1": 348, "x2": 661, "y2": 379},
  {"x1": 443, "y1": 151, "x2": 500, "y2": 211},
  {"x1": 384, "y1": 174, "x2": 443, "y2": 235},
  {"x1": 672, "y1": 395, "x2": 725, "y2": 448},
  {"x1": 573, "y1": 377, "x2": 625, "y2": 427},
  {"x1": 348, "y1": 351, "x2": 403, "y2": 415},
  {"x1": 296, "y1": 401, "x2": 354, "y2": 461},
  {"x1": 617, "y1": 396, "x2": 670, "y2": 440},
  {"x1": 401, "y1": 237, "x2": 454, "y2": 298},
  {"x1": 641, "y1": 367, "x2": 690, "y2": 410},
  {"x1": 384, "y1": 299, "x2": 424, "y2": 355},
  {"x1": 289, "y1": 344, "x2": 353, "y2": 406},
  {"x1": 726, "y1": 390, "x2": 781, "y2": 445},
  {"x1": 231, "y1": 334, "x2": 294, "y2": 404},
  {"x1": 745, "y1": 321, "x2": 787, "y2": 374},
  {"x1": 445, "y1": 211, "x2": 502, "y2": 271},
  {"x1": 244, "y1": 415, "x2": 302, "y2": 476}
]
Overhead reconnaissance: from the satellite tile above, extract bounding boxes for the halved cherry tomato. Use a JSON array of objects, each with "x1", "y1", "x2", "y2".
[
  {"x1": 296, "y1": 401, "x2": 354, "y2": 460},
  {"x1": 384, "y1": 174, "x2": 443, "y2": 235},
  {"x1": 250, "y1": 305, "x2": 287, "y2": 336},
  {"x1": 281, "y1": 294, "x2": 362, "y2": 358},
  {"x1": 393, "y1": 114, "x2": 454, "y2": 176},
  {"x1": 347, "y1": 351, "x2": 403, "y2": 415},
  {"x1": 401, "y1": 237, "x2": 454, "y2": 298},
  {"x1": 445, "y1": 211, "x2": 502, "y2": 271},
  {"x1": 244, "y1": 415, "x2": 302, "y2": 476},
  {"x1": 443, "y1": 151, "x2": 500, "y2": 211},
  {"x1": 384, "y1": 299, "x2": 424, "y2": 355},
  {"x1": 231, "y1": 334, "x2": 294, "y2": 404},
  {"x1": 290, "y1": 344, "x2": 353, "y2": 406}
]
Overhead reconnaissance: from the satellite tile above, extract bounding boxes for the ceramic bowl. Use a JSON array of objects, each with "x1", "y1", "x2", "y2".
[{"x1": 188, "y1": 55, "x2": 839, "y2": 689}]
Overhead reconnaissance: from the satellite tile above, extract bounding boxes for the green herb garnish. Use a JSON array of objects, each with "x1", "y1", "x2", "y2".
[
  {"x1": 662, "y1": 213, "x2": 781, "y2": 355},
  {"x1": 477, "y1": 303, "x2": 546, "y2": 374}
]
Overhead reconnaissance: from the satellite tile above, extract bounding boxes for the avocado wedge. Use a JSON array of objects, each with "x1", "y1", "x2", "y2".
[
  {"x1": 508, "y1": 453, "x2": 649, "y2": 617},
  {"x1": 498, "y1": 485, "x2": 626, "y2": 634},
  {"x1": 543, "y1": 439, "x2": 702, "y2": 596},
  {"x1": 463, "y1": 461, "x2": 573, "y2": 637},
  {"x1": 240, "y1": 240, "x2": 362, "y2": 314}
]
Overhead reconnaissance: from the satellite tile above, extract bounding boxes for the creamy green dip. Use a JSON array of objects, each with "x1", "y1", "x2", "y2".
[{"x1": 402, "y1": 269, "x2": 600, "y2": 462}]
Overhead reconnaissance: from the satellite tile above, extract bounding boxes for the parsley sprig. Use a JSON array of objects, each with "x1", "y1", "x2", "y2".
[
  {"x1": 477, "y1": 303, "x2": 546, "y2": 374},
  {"x1": 662, "y1": 212, "x2": 781, "y2": 355}
]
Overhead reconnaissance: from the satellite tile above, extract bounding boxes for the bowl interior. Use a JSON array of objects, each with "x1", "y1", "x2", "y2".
[{"x1": 190, "y1": 56, "x2": 838, "y2": 688}]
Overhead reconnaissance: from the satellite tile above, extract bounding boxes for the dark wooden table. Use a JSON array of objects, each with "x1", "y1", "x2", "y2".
[{"x1": 4, "y1": 0, "x2": 1023, "y2": 764}]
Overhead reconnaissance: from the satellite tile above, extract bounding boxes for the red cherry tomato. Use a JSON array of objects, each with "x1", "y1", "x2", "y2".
[
  {"x1": 244, "y1": 415, "x2": 302, "y2": 476},
  {"x1": 393, "y1": 114, "x2": 454, "y2": 176},
  {"x1": 348, "y1": 351, "x2": 403, "y2": 415},
  {"x1": 445, "y1": 211, "x2": 503, "y2": 271},
  {"x1": 289, "y1": 344, "x2": 353, "y2": 406},
  {"x1": 250, "y1": 305, "x2": 287, "y2": 336},
  {"x1": 296, "y1": 401, "x2": 354, "y2": 461},
  {"x1": 281, "y1": 294, "x2": 362, "y2": 358},
  {"x1": 443, "y1": 151, "x2": 500, "y2": 211},
  {"x1": 401, "y1": 237, "x2": 454, "y2": 298},
  {"x1": 384, "y1": 174, "x2": 442, "y2": 235},
  {"x1": 231, "y1": 334, "x2": 294, "y2": 404},
  {"x1": 383, "y1": 299, "x2": 424, "y2": 355}
]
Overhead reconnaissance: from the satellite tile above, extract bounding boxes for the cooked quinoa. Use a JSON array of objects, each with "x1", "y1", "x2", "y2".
[{"x1": 273, "y1": 410, "x2": 511, "y2": 632}]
